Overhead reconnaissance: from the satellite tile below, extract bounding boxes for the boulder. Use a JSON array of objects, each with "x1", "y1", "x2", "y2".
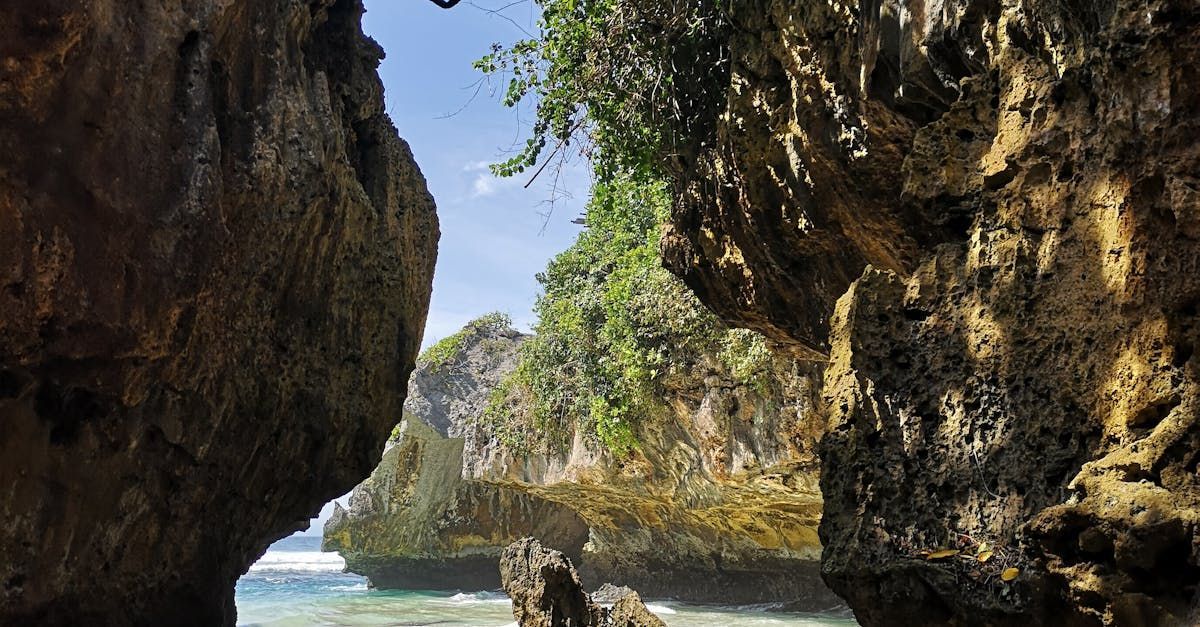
[
  {"x1": 500, "y1": 538, "x2": 606, "y2": 627},
  {"x1": 608, "y1": 591, "x2": 666, "y2": 627}
]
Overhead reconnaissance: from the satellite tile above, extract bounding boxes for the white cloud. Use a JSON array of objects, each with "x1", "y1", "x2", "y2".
[
  {"x1": 463, "y1": 160, "x2": 502, "y2": 197},
  {"x1": 471, "y1": 173, "x2": 498, "y2": 197},
  {"x1": 467, "y1": 167, "x2": 527, "y2": 199}
]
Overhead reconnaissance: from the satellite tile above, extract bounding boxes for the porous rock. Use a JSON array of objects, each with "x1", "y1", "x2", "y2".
[
  {"x1": 659, "y1": 0, "x2": 1200, "y2": 625},
  {"x1": 590, "y1": 584, "x2": 636, "y2": 604},
  {"x1": 608, "y1": 590, "x2": 666, "y2": 627}
]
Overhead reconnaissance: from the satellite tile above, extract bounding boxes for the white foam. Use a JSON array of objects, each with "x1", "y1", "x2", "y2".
[
  {"x1": 248, "y1": 551, "x2": 346, "y2": 573},
  {"x1": 328, "y1": 582, "x2": 369, "y2": 592},
  {"x1": 446, "y1": 591, "x2": 510, "y2": 605},
  {"x1": 646, "y1": 604, "x2": 677, "y2": 615}
]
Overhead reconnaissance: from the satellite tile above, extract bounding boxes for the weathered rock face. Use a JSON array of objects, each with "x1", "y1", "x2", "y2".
[
  {"x1": 326, "y1": 322, "x2": 843, "y2": 607},
  {"x1": 499, "y1": 538, "x2": 665, "y2": 627},
  {"x1": 607, "y1": 590, "x2": 666, "y2": 627},
  {"x1": 323, "y1": 418, "x2": 592, "y2": 590},
  {"x1": 322, "y1": 324, "x2": 592, "y2": 589},
  {"x1": 659, "y1": 0, "x2": 1199, "y2": 625},
  {"x1": 501, "y1": 538, "x2": 607, "y2": 627},
  {"x1": 0, "y1": 1, "x2": 438, "y2": 625}
]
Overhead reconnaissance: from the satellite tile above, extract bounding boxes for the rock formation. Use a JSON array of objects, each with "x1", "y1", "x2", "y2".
[
  {"x1": 607, "y1": 590, "x2": 666, "y2": 627},
  {"x1": 325, "y1": 319, "x2": 843, "y2": 607},
  {"x1": 501, "y1": 538, "x2": 608, "y2": 627},
  {"x1": 322, "y1": 418, "x2": 591, "y2": 590},
  {"x1": 0, "y1": 1, "x2": 438, "y2": 625},
  {"x1": 499, "y1": 538, "x2": 665, "y2": 627},
  {"x1": 658, "y1": 0, "x2": 1200, "y2": 625}
]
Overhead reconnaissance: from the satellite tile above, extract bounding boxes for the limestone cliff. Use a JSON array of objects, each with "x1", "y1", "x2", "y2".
[
  {"x1": 325, "y1": 320, "x2": 843, "y2": 607},
  {"x1": 323, "y1": 416, "x2": 592, "y2": 590},
  {"x1": 0, "y1": 1, "x2": 438, "y2": 625},
  {"x1": 658, "y1": 0, "x2": 1199, "y2": 625}
]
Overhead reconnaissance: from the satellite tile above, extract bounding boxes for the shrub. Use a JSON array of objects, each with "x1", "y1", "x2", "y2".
[
  {"x1": 487, "y1": 171, "x2": 776, "y2": 456},
  {"x1": 420, "y1": 312, "x2": 513, "y2": 371},
  {"x1": 474, "y1": 0, "x2": 772, "y2": 457}
]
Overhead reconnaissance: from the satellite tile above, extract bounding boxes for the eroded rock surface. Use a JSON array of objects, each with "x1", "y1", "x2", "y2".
[
  {"x1": 658, "y1": 0, "x2": 1200, "y2": 625},
  {"x1": 608, "y1": 591, "x2": 667, "y2": 627},
  {"x1": 500, "y1": 538, "x2": 665, "y2": 627},
  {"x1": 501, "y1": 538, "x2": 607, "y2": 627},
  {"x1": 323, "y1": 418, "x2": 591, "y2": 590},
  {"x1": 0, "y1": 1, "x2": 438, "y2": 625},
  {"x1": 326, "y1": 321, "x2": 842, "y2": 607}
]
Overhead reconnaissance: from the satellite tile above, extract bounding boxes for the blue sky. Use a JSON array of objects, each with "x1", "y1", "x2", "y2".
[
  {"x1": 364, "y1": 0, "x2": 589, "y2": 346},
  {"x1": 303, "y1": 0, "x2": 586, "y2": 535}
]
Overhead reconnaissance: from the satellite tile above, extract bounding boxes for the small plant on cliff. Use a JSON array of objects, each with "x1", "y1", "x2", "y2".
[
  {"x1": 717, "y1": 329, "x2": 777, "y2": 396},
  {"x1": 420, "y1": 312, "x2": 513, "y2": 371},
  {"x1": 480, "y1": 373, "x2": 540, "y2": 454}
]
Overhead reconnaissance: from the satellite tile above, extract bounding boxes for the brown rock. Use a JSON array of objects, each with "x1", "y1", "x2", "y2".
[
  {"x1": 0, "y1": 1, "x2": 438, "y2": 625},
  {"x1": 500, "y1": 537, "x2": 606, "y2": 627},
  {"x1": 589, "y1": 584, "x2": 636, "y2": 604},
  {"x1": 326, "y1": 319, "x2": 840, "y2": 607},
  {"x1": 499, "y1": 538, "x2": 666, "y2": 627},
  {"x1": 608, "y1": 591, "x2": 666, "y2": 627},
  {"x1": 656, "y1": 0, "x2": 1200, "y2": 625}
]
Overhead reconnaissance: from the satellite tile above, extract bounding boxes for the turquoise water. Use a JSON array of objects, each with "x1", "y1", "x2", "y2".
[{"x1": 236, "y1": 536, "x2": 857, "y2": 627}]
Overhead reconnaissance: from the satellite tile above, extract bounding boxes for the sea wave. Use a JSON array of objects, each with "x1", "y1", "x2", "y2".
[
  {"x1": 248, "y1": 551, "x2": 346, "y2": 573},
  {"x1": 447, "y1": 591, "x2": 510, "y2": 604},
  {"x1": 646, "y1": 604, "x2": 677, "y2": 615},
  {"x1": 328, "y1": 582, "x2": 369, "y2": 592}
]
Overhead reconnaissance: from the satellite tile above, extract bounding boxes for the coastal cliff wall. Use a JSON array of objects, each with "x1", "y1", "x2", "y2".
[
  {"x1": 0, "y1": 1, "x2": 438, "y2": 625},
  {"x1": 325, "y1": 321, "x2": 842, "y2": 607},
  {"x1": 658, "y1": 0, "x2": 1199, "y2": 625}
]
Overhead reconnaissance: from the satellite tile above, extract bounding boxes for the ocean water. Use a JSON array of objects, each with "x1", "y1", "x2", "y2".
[{"x1": 236, "y1": 536, "x2": 857, "y2": 627}]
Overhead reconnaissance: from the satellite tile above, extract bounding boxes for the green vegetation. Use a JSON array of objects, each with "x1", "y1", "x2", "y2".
[
  {"x1": 480, "y1": 373, "x2": 533, "y2": 454},
  {"x1": 471, "y1": 0, "x2": 772, "y2": 457},
  {"x1": 486, "y1": 173, "x2": 776, "y2": 457},
  {"x1": 473, "y1": 0, "x2": 730, "y2": 180},
  {"x1": 419, "y1": 312, "x2": 513, "y2": 371}
]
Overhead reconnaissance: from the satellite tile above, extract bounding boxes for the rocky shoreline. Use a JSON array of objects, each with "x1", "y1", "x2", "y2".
[
  {"x1": 324, "y1": 320, "x2": 843, "y2": 609},
  {"x1": 4, "y1": 0, "x2": 1196, "y2": 624}
]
